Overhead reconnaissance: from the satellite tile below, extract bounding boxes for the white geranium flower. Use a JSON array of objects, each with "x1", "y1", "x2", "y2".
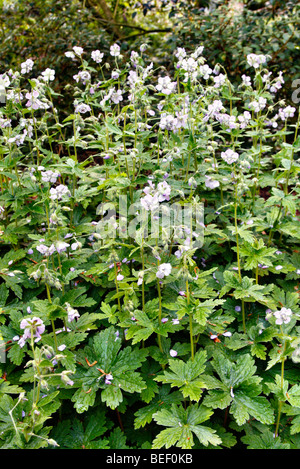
[
  {"x1": 75, "y1": 103, "x2": 91, "y2": 114},
  {"x1": 55, "y1": 241, "x2": 70, "y2": 253},
  {"x1": 156, "y1": 263, "x2": 172, "y2": 279},
  {"x1": 21, "y1": 59, "x2": 34, "y2": 74},
  {"x1": 36, "y1": 244, "x2": 56, "y2": 256},
  {"x1": 273, "y1": 307, "x2": 293, "y2": 325},
  {"x1": 156, "y1": 76, "x2": 177, "y2": 95},
  {"x1": 205, "y1": 176, "x2": 220, "y2": 189},
  {"x1": 247, "y1": 53, "x2": 267, "y2": 69},
  {"x1": 41, "y1": 68, "x2": 55, "y2": 82},
  {"x1": 110, "y1": 43, "x2": 120, "y2": 57},
  {"x1": 73, "y1": 46, "x2": 84, "y2": 56},
  {"x1": 49, "y1": 184, "x2": 70, "y2": 200},
  {"x1": 221, "y1": 149, "x2": 239, "y2": 164},
  {"x1": 91, "y1": 50, "x2": 104, "y2": 63}
]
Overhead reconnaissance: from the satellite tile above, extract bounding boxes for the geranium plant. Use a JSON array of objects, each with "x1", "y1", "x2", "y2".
[{"x1": 0, "y1": 41, "x2": 299, "y2": 450}]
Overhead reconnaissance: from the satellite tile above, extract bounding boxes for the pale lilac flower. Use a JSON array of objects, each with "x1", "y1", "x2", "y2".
[
  {"x1": 193, "y1": 45, "x2": 204, "y2": 58},
  {"x1": 127, "y1": 70, "x2": 140, "y2": 89},
  {"x1": 21, "y1": 59, "x2": 34, "y2": 74},
  {"x1": 105, "y1": 373, "x2": 113, "y2": 384},
  {"x1": 49, "y1": 184, "x2": 70, "y2": 200},
  {"x1": 73, "y1": 70, "x2": 91, "y2": 85},
  {"x1": 142, "y1": 62, "x2": 153, "y2": 80},
  {"x1": 203, "y1": 99, "x2": 225, "y2": 122},
  {"x1": 36, "y1": 244, "x2": 56, "y2": 256},
  {"x1": 156, "y1": 76, "x2": 177, "y2": 95},
  {"x1": 199, "y1": 64, "x2": 213, "y2": 80},
  {"x1": 269, "y1": 71, "x2": 284, "y2": 93},
  {"x1": 0, "y1": 73, "x2": 10, "y2": 88},
  {"x1": 130, "y1": 50, "x2": 139, "y2": 66},
  {"x1": 159, "y1": 112, "x2": 187, "y2": 133},
  {"x1": 265, "y1": 114, "x2": 279, "y2": 128},
  {"x1": 213, "y1": 73, "x2": 226, "y2": 88},
  {"x1": 19, "y1": 118, "x2": 34, "y2": 137},
  {"x1": 278, "y1": 106, "x2": 296, "y2": 121},
  {"x1": 141, "y1": 193, "x2": 159, "y2": 212},
  {"x1": 177, "y1": 55, "x2": 198, "y2": 81},
  {"x1": 73, "y1": 46, "x2": 84, "y2": 56},
  {"x1": 55, "y1": 241, "x2": 70, "y2": 253},
  {"x1": 8, "y1": 132, "x2": 26, "y2": 146},
  {"x1": 65, "y1": 303, "x2": 80, "y2": 322},
  {"x1": 205, "y1": 176, "x2": 220, "y2": 189},
  {"x1": 273, "y1": 307, "x2": 293, "y2": 325},
  {"x1": 248, "y1": 97, "x2": 267, "y2": 112},
  {"x1": 156, "y1": 263, "x2": 172, "y2": 279},
  {"x1": 111, "y1": 71, "x2": 119, "y2": 79},
  {"x1": 175, "y1": 47, "x2": 187, "y2": 61},
  {"x1": 156, "y1": 181, "x2": 171, "y2": 202},
  {"x1": 117, "y1": 274, "x2": 124, "y2": 281},
  {"x1": 174, "y1": 243, "x2": 190, "y2": 259},
  {"x1": 75, "y1": 103, "x2": 91, "y2": 114},
  {"x1": 91, "y1": 50, "x2": 104, "y2": 63},
  {"x1": 216, "y1": 113, "x2": 239, "y2": 131},
  {"x1": 41, "y1": 170, "x2": 60, "y2": 184},
  {"x1": 41, "y1": 68, "x2": 55, "y2": 82},
  {"x1": 110, "y1": 43, "x2": 120, "y2": 57},
  {"x1": 238, "y1": 110, "x2": 251, "y2": 129},
  {"x1": 241, "y1": 74, "x2": 251, "y2": 87},
  {"x1": 110, "y1": 88, "x2": 123, "y2": 104},
  {"x1": 247, "y1": 53, "x2": 267, "y2": 69},
  {"x1": 65, "y1": 51, "x2": 75, "y2": 59},
  {"x1": 25, "y1": 90, "x2": 50, "y2": 110},
  {"x1": 0, "y1": 117, "x2": 11, "y2": 128},
  {"x1": 170, "y1": 349, "x2": 178, "y2": 357},
  {"x1": 18, "y1": 317, "x2": 45, "y2": 347},
  {"x1": 221, "y1": 149, "x2": 239, "y2": 164}
]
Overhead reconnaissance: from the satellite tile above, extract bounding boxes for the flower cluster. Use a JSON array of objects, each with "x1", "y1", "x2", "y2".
[
  {"x1": 247, "y1": 53, "x2": 267, "y2": 69},
  {"x1": 49, "y1": 184, "x2": 71, "y2": 200},
  {"x1": 140, "y1": 180, "x2": 171, "y2": 211}
]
